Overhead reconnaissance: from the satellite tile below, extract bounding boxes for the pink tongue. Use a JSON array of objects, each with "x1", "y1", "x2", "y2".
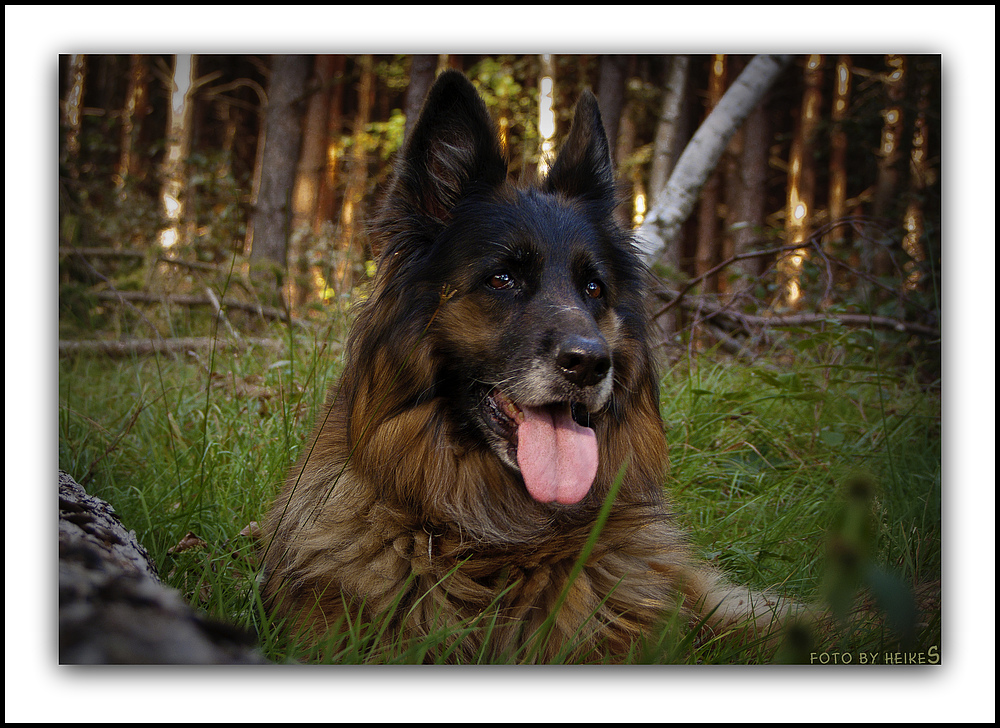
[{"x1": 516, "y1": 405, "x2": 598, "y2": 504}]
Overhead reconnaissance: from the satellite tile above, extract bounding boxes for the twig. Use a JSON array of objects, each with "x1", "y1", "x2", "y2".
[{"x1": 205, "y1": 286, "x2": 241, "y2": 342}]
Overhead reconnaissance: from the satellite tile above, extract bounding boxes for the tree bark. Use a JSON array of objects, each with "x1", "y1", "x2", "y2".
[
  {"x1": 596, "y1": 55, "x2": 629, "y2": 164},
  {"x1": 115, "y1": 54, "x2": 150, "y2": 202},
  {"x1": 292, "y1": 55, "x2": 335, "y2": 233},
  {"x1": 825, "y1": 55, "x2": 851, "y2": 252},
  {"x1": 159, "y1": 54, "x2": 196, "y2": 249},
  {"x1": 58, "y1": 336, "x2": 287, "y2": 358},
  {"x1": 636, "y1": 54, "x2": 792, "y2": 264},
  {"x1": 725, "y1": 85, "x2": 770, "y2": 300},
  {"x1": 248, "y1": 54, "x2": 310, "y2": 270},
  {"x1": 405, "y1": 55, "x2": 438, "y2": 139},
  {"x1": 648, "y1": 55, "x2": 689, "y2": 212},
  {"x1": 694, "y1": 56, "x2": 728, "y2": 292},
  {"x1": 59, "y1": 471, "x2": 267, "y2": 663},
  {"x1": 288, "y1": 54, "x2": 335, "y2": 307},
  {"x1": 315, "y1": 55, "x2": 347, "y2": 234},
  {"x1": 60, "y1": 54, "x2": 86, "y2": 177},
  {"x1": 335, "y1": 54, "x2": 374, "y2": 291}
]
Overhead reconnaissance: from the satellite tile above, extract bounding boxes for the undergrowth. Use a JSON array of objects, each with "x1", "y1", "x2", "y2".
[{"x1": 58, "y1": 318, "x2": 941, "y2": 664}]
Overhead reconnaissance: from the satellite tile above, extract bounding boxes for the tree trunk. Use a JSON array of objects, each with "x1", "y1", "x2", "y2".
[
  {"x1": 59, "y1": 471, "x2": 266, "y2": 663},
  {"x1": 60, "y1": 54, "x2": 86, "y2": 178},
  {"x1": 636, "y1": 54, "x2": 792, "y2": 264},
  {"x1": 694, "y1": 55, "x2": 727, "y2": 293},
  {"x1": 825, "y1": 55, "x2": 851, "y2": 252},
  {"x1": 648, "y1": 55, "x2": 690, "y2": 213},
  {"x1": 596, "y1": 55, "x2": 628, "y2": 165},
  {"x1": 313, "y1": 55, "x2": 346, "y2": 236},
  {"x1": 115, "y1": 54, "x2": 150, "y2": 203},
  {"x1": 725, "y1": 79, "x2": 770, "y2": 302},
  {"x1": 248, "y1": 54, "x2": 310, "y2": 272},
  {"x1": 287, "y1": 54, "x2": 336, "y2": 307},
  {"x1": 781, "y1": 55, "x2": 823, "y2": 307},
  {"x1": 292, "y1": 55, "x2": 335, "y2": 232},
  {"x1": 159, "y1": 54, "x2": 197, "y2": 250},
  {"x1": 537, "y1": 53, "x2": 557, "y2": 178},
  {"x1": 335, "y1": 54, "x2": 374, "y2": 292},
  {"x1": 405, "y1": 55, "x2": 438, "y2": 139},
  {"x1": 901, "y1": 73, "x2": 933, "y2": 292}
]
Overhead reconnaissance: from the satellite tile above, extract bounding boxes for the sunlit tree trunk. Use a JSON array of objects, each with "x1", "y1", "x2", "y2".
[
  {"x1": 248, "y1": 54, "x2": 309, "y2": 277},
  {"x1": 874, "y1": 55, "x2": 905, "y2": 220},
  {"x1": 114, "y1": 55, "x2": 149, "y2": 204},
  {"x1": 286, "y1": 54, "x2": 336, "y2": 308},
  {"x1": 694, "y1": 55, "x2": 727, "y2": 293},
  {"x1": 725, "y1": 78, "x2": 770, "y2": 304},
  {"x1": 855, "y1": 54, "x2": 907, "y2": 293},
  {"x1": 537, "y1": 53, "x2": 557, "y2": 179},
  {"x1": 780, "y1": 54, "x2": 823, "y2": 307},
  {"x1": 61, "y1": 54, "x2": 86, "y2": 181},
  {"x1": 159, "y1": 54, "x2": 197, "y2": 251},
  {"x1": 336, "y1": 54, "x2": 374, "y2": 292},
  {"x1": 825, "y1": 55, "x2": 851, "y2": 252},
  {"x1": 636, "y1": 54, "x2": 792, "y2": 264},
  {"x1": 314, "y1": 55, "x2": 346, "y2": 235},
  {"x1": 616, "y1": 92, "x2": 639, "y2": 229},
  {"x1": 293, "y1": 55, "x2": 335, "y2": 232},
  {"x1": 901, "y1": 74, "x2": 933, "y2": 292}
]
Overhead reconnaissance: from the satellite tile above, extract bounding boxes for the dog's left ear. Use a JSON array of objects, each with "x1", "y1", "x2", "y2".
[{"x1": 544, "y1": 91, "x2": 617, "y2": 214}]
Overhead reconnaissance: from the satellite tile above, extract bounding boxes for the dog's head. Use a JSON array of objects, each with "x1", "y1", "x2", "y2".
[{"x1": 363, "y1": 71, "x2": 657, "y2": 507}]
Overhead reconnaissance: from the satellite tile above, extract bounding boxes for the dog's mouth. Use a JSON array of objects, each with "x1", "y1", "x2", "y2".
[{"x1": 484, "y1": 389, "x2": 599, "y2": 505}]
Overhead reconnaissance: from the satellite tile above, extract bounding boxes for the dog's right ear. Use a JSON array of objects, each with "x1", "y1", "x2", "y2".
[{"x1": 371, "y1": 71, "x2": 507, "y2": 255}]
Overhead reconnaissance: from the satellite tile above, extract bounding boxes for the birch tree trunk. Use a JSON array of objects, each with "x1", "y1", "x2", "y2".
[
  {"x1": 159, "y1": 54, "x2": 196, "y2": 250},
  {"x1": 648, "y1": 55, "x2": 690, "y2": 212},
  {"x1": 60, "y1": 54, "x2": 86, "y2": 179},
  {"x1": 636, "y1": 54, "x2": 792, "y2": 265}
]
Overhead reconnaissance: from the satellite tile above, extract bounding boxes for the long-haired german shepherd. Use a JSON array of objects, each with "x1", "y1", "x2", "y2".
[{"x1": 262, "y1": 70, "x2": 789, "y2": 662}]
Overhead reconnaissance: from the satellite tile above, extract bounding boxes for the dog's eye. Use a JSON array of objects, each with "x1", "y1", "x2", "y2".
[
  {"x1": 488, "y1": 273, "x2": 515, "y2": 290},
  {"x1": 585, "y1": 280, "x2": 604, "y2": 299}
]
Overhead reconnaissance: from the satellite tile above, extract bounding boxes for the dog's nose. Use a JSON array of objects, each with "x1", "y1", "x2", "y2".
[{"x1": 556, "y1": 335, "x2": 611, "y2": 388}]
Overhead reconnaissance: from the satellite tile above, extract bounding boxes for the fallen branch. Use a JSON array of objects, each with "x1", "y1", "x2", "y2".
[
  {"x1": 59, "y1": 246, "x2": 232, "y2": 273},
  {"x1": 655, "y1": 287, "x2": 940, "y2": 338},
  {"x1": 89, "y1": 289, "x2": 310, "y2": 329},
  {"x1": 58, "y1": 336, "x2": 286, "y2": 358}
]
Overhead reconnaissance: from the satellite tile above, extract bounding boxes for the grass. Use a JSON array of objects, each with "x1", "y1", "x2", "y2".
[{"x1": 57, "y1": 314, "x2": 941, "y2": 664}]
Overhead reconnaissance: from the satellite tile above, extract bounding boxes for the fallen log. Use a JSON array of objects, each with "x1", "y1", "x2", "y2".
[{"x1": 58, "y1": 471, "x2": 267, "y2": 664}]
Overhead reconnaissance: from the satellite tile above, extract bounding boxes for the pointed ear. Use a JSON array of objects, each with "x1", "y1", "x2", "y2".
[
  {"x1": 370, "y1": 70, "x2": 507, "y2": 255},
  {"x1": 544, "y1": 90, "x2": 617, "y2": 213}
]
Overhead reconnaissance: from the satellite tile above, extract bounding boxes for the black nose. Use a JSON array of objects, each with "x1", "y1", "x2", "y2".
[{"x1": 556, "y1": 335, "x2": 611, "y2": 388}]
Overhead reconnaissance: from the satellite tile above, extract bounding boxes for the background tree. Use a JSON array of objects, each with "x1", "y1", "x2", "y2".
[
  {"x1": 57, "y1": 52, "x2": 941, "y2": 362},
  {"x1": 159, "y1": 54, "x2": 197, "y2": 250},
  {"x1": 404, "y1": 55, "x2": 437, "y2": 139},
  {"x1": 247, "y1": 54, "x2": 309, "y2": 281},
  {"x1": 636, "y1": 54, "x2": 793, "y2": 265}
]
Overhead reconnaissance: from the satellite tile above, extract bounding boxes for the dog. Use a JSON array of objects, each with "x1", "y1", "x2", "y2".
[{"x1": 261, "y1": 70, "x2": 789, "y2": 663}]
